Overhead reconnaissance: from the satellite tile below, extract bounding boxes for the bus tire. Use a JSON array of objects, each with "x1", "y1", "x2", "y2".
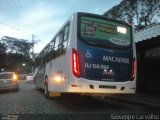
[{"x1": 44, "y1": 83, "x2": 50, "y2": 99}]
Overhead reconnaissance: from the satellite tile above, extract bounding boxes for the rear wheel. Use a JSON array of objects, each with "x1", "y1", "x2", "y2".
[
  {"x1": 44, "y1": 83, "x2": 50, "y2": 99},
  {"x1": 44, "y1": 81, "x2": 61, "y2": 99}
]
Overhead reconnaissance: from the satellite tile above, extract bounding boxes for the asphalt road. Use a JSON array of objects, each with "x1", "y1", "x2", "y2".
[{"x1": 0, "y1": 80, "x2": 159, "y2": 119}]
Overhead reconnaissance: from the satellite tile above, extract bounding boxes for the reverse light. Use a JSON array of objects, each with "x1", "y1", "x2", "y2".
[
  {"x1": 132, "y1": 58, "x2": 136, "y2": 80},
  {"x1": 72, "y1": 49, "x2": 80, "y2": 77},
  {"x1": 54, "y1": 76, "x2": 62, "y2": 82},
  {"x1": 117, "y1": 26, "x2": 127, "y2": 34}
]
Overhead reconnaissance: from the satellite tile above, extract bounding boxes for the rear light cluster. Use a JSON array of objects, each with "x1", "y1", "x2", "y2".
[
  {"x1": 132, "y1": 58, "x2": 136, "y2": 80},
  {"x1": 72, "y1": 49, "x2": 80, "y2": 77}
]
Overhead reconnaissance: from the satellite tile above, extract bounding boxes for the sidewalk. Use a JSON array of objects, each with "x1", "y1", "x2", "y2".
[{"x1": 105, "y1": 94, "x2": 160, "y2": 109}]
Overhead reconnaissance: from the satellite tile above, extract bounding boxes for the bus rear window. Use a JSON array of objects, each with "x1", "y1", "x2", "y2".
[{"x1": 79, "y1": 16, "x2": 132, "y2": 47}]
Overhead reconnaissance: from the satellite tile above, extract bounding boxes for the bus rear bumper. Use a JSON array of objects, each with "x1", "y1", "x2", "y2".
[{"x1": 66, "y1": 78, "x2": 136, "y2": 94}]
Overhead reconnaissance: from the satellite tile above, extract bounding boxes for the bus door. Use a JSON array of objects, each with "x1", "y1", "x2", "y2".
[{"x1": 35, "y1": 65, "x2": 46, "y2": 88}]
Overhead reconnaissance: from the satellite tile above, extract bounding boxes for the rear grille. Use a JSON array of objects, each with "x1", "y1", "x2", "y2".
[{"x1": 99, "y1": 85, "x2": 116, "y2": 89}]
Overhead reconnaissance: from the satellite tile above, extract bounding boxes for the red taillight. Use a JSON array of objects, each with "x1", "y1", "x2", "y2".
[
  {"x1": 72, "y1": 49, "x2": 80, "y2": 77},
  {"x1": 132, "y1": 58, "x2": 136, "y2": 80}
]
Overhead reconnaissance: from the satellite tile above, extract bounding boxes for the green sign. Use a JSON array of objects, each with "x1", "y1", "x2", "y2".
[{"x1": 80, "y1": 16, "x2": 131, "y2": 46}]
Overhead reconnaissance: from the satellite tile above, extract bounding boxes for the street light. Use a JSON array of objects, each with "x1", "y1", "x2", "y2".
[{"x1": 22, "y1": 63, "x2": 26, "y2": 75}]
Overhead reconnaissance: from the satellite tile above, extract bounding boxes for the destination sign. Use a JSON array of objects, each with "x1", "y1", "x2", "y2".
[
  {"x1": 81, "y1": 19, "x2": 117, "y2": 34},
  {"x1": 80, "y1": 16, "x2": 131, "y2": 46}
]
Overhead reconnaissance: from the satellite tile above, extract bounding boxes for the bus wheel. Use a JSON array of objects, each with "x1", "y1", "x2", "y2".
[{"x1": 44, "y1": 83, "x2": 50, "y2": 99}]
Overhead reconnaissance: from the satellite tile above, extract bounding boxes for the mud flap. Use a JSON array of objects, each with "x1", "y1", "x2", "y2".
[{"x1": 49, "y1": 92, "x2": 61, "y2": 97}]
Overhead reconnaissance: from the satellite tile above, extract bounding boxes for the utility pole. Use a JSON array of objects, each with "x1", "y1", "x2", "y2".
[
  {"x1": 31, "y1": 34, "x2": 40, "y2": 59},
  {"x1": 32, "y1": 34, "x2": 35, "y2": 60},
  {"x1": 32, "y1": 34, "x2": 35, "y2": 73}
]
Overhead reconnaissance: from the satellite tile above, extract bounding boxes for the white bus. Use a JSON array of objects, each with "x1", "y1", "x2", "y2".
[{"x1": 34, "y1": 12, "x2": 136, "y2": 98}]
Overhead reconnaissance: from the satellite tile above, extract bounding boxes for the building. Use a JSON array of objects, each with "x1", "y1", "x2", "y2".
[{"x1": 135, "y1": 24, "x2": 160, "y2": 93}]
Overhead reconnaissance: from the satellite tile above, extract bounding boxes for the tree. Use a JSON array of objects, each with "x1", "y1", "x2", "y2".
[
  {"x1": 1, "y1": 36, "x2": 34, "y2": 72},
  {"x1": 0, "y1": 42, "x2": 6, "y2": 56},
  {"x1": 104, "y1": 0, "x2": 160, "y2": 31},
  {"x1": 0, "y1": 42, "x2": 6, "y2": 69},
  {"x1": 1, "y1": 36, "x2": 33, "y2": 57}
]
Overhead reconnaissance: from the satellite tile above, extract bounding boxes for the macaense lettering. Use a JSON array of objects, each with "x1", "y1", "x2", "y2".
[{"x1": 103, "y1": 56, "x2": 129, "y2": 64}]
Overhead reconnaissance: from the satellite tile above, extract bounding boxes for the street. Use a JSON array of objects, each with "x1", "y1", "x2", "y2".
[
  {"x1": 0, "y1": 1, "x2": 160, "y2": 120},
  {"x1": 0, "y1": 81, "x2": 159, "y2": 115}
]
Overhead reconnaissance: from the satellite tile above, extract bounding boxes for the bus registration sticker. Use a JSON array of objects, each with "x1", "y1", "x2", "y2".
[
  {"x1": 110, "y1": 38, "x2": 130, "y2": 46},
  {"x1": 85, "y1": 63, "x2": 109, "y2": 70}
]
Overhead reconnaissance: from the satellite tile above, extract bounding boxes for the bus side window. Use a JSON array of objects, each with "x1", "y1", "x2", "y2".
[
  {"x1": 44, "y1": 48, "x2": 49, "y2": 63},
  {"x1": 40, "y1": 52, "x2": 44, "y2": 65},
  {"x1": 49, "y1": 41, "x2": 54, "y2": 60},
  {"x1": 64, "y1": 25, "x2": 69, "y2": 41},
  {"x1": 46, "y1": 46, "x2": 50, "y2": 62},
  {"x1": 62, "y1": 24, "x2": 70, "y2": 54},
  {"x1": 54, "y1": 36, "x2": 59, "y2": 51},
  {"x1": 51, "y1": 39, "x2": 56, "y2": 58},
  {"x1": 54, "y1": 33, "x2": 63, "y2": 56},
  {"x1": 54, "y1": 35, "x2": 60, "y2": 57},
  {"x1": 59, "y1": 31, "x2": 64, "y2": 53}
]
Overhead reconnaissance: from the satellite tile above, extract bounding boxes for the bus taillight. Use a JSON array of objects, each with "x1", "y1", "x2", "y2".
[
  {"x1": 132, "y1": 58, "x2": 136, "y2": 80},
  {"x1": 72, "y1": 49, "x2": 80, "y2": 77}
]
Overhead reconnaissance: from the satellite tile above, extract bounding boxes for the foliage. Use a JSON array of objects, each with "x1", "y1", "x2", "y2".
[
  {"x1": 1, "y1": 36, "x2": 33, "y2": 57},
  {"x1": 0, "y1": 36, "x2": 33, "y2": 72},
  {"x1": 0, "y1": 42, "x2": 6, "y2": 69},
  {"x1": 104, "y1": 0, "x2": 160, "y2": 31},
  {"x1": 0, "y1": 42, "x2": 6, "y2": 56}
]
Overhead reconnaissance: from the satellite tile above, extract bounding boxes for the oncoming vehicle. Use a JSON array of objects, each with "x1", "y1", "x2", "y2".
[
  {"x1": 34, "y1": 12, "x2": 136, "y2": 98},
  {"x1": 0, "y1": 72, "x2": 19, "y2": 91},
  {"x1": 26, "y1": 73, "x2": 34, "y2": 81}
]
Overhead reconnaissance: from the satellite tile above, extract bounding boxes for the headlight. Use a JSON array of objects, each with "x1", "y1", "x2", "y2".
[{"x1": 13, "y1": 73, "x2": 18, "y2": 81}]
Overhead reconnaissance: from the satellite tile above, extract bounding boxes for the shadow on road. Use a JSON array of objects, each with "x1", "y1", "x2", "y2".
[
  {"x1": 51, "y1": 94, "x2": 125, "y2": 112},
  {"x1": 0, "y1": 89, "x2": 19, "y2": 94}
]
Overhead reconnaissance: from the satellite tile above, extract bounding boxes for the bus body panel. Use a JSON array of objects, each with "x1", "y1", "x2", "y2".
[
  {"x1": 35, "y1": 65, "x2": 46, "y2": 89},
  {"x1": 45, "y1": 15, "x2": 80, "y2": 93},
  {"x1": 77, "y1": 40, "x2": 133, "y2": 82},
  {"x1": 46, "y1": 56, "x2": 64, "y2": 92},
  {"x1": 64, "y1": 79, "x2": 136, "y2": 94}
]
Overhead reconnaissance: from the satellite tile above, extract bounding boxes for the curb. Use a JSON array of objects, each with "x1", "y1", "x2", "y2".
[{"x1": 105, "y1": 96, "x2": 160, "y2": 110}]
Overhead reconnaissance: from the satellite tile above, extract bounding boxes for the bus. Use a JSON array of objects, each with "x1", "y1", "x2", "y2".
[{"x1": 34, "y1": 12, "x2": 136, "y2": 98}]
